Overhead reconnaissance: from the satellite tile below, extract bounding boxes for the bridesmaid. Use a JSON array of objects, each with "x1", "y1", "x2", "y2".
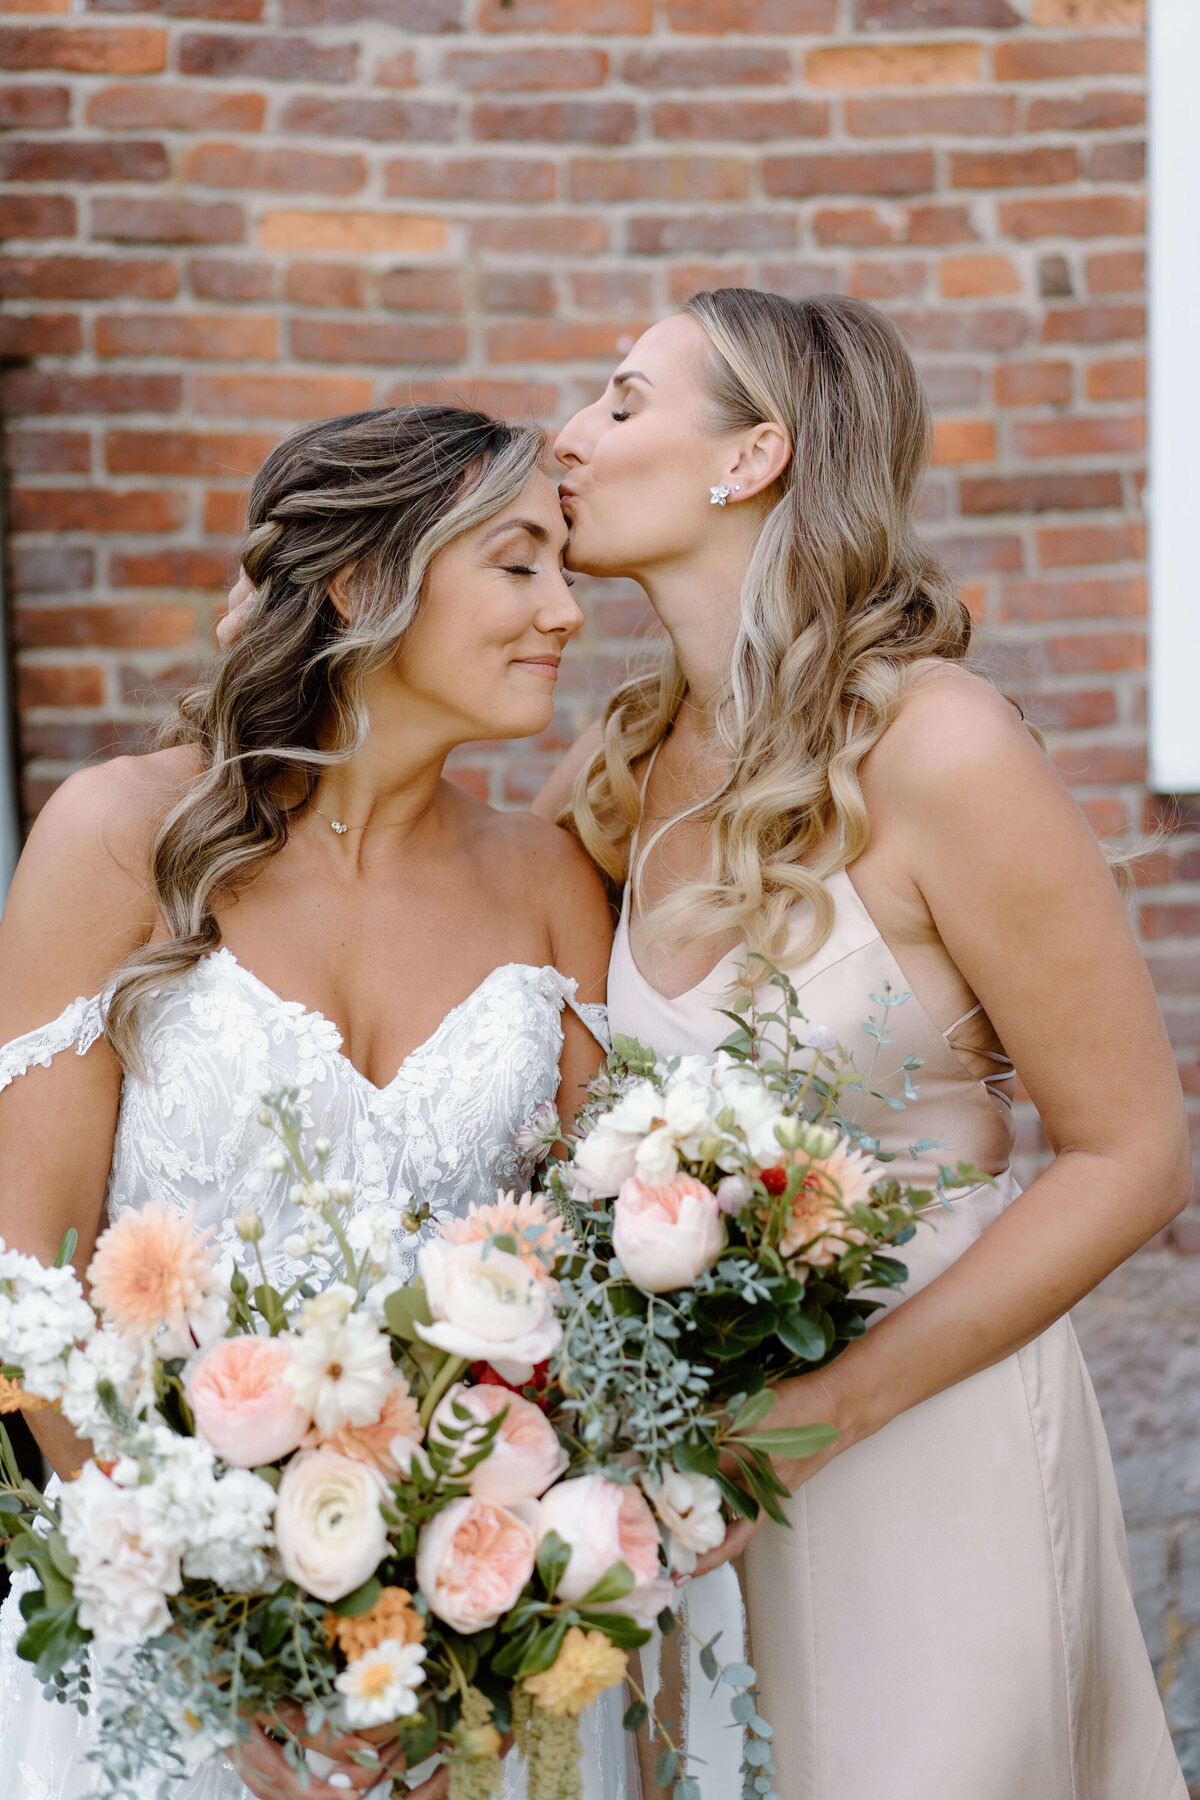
[{"x1": 533, "y1": 289, "x2": 1188, "y2": 1799}]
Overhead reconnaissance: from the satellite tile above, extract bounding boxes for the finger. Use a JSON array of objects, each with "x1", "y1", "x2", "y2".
[
  {"x1": 689, "y1": 1515, "x2": 760, "y2": 1579},
  {"x1": 234, "y1": 1724, "x2": 384, "y2": 1800}
]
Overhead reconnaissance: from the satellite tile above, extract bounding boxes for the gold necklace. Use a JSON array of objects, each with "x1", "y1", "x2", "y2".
[{"x1": 310, "y1": 805, "x2": 355, "y2": 835}]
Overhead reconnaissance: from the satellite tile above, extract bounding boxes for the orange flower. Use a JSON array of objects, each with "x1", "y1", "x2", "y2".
[
  {"x1": 87, "y1": 1200, "x2": 218, "y2": 1341},
  {"x1": 325, "y1": 1586, "x2": 426, "y2": 1662},
  {"x1": 0, "y1": 1374, "x2": 51, "y2": 1415},
  {"x1": 306, "y1": 1375, "x2": 421, "y2": 1477},
  {"x1": 776, "y1": 1142, "x2": 881, "y2": 1265},
  {"x1": 440, "y1": 1191, "x2": 567, "y2": 1281}
]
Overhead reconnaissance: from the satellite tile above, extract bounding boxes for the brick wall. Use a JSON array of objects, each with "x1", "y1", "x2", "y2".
[{"x1": 2, "y1": 0, "x2": 1179, "y2": 1206}]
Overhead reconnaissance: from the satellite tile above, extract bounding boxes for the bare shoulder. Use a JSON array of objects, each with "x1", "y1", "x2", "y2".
[
  {"x1": 865, "y1": 661, "x2": 1049, "y2": 814},
  {"x1": 22, "y1": 745, "x2": 199, "y2": 883},
  {"x1": 478, "y1": 799, "x2": 608, "y2": 902}
]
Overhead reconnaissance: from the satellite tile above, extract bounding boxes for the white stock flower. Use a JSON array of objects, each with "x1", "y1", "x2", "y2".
[
  {"x1": 346, "y1": 1204, "x2": 407, "y2": 1273},
  {"x1": 115, "y1": 1425, "x2": 278, "y2": 1593},
  {"x1": 60, "y1": 1463, "x2": 181, "y2": 1646},
  {"x1": 59, "y1": 1325, "x2": 155, "y2": 1452},
  {"x1": 415, "y1": 1240, "x2": 562, "y2": 1384},
  {"x1": 335, "y1": 1639, "x2": 426, "y2": 1729},
  {"x1": 284, "y1": 1295, "x2": 395, "y2": 1436},
  {"x1": 0, "y1": 1244, "x2": 96, "y2": 1402},
  {"x1": 643, "y1": 1470, "x2": 725, "y2": 1575},
  {"x1": 568, "y1": 1124, "x2": 640, "y2": 1201}
]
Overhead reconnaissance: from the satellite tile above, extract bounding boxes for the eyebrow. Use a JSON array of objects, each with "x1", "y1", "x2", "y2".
[
  {"x1": 483, "y1": 517, "x2": 569, "y2": 554},
  {"x1": 612, "y1": 369, "x2": 655, "y2": 388}
]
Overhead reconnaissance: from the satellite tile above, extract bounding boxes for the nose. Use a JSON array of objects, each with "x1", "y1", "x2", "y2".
[
  {"x1": 551, "y1": 402, "x2": 594, "y2": 471},
  {"x1": 537, "y1": 571, "x2": 585, "y2": 639}
]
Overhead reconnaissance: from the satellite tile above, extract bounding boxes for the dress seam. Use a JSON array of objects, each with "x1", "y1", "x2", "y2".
[{"x1": 1015, "y1": 1340, "x2": 1081, "y2": 1800}]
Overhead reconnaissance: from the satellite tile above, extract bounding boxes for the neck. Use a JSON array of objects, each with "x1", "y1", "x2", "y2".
[
  {"x1": 310, "y1": 671, "x2": 451, "y2": 840},
  {"x1": 633, "y1": 511, "x2": 760, "y2": 715}
]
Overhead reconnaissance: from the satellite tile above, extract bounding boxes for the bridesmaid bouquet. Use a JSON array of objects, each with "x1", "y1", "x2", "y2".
[{"x1": 0, "y1": 1090, "x2": 667, "y2": 1800}]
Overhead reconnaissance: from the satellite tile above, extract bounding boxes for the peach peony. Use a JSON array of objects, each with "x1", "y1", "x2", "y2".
[
  {"x1": 307, "y1": 1373, "x2": 422, "y2": 1477},
  {"x1": 777, "y1": 1141, "x2": 882, "y2": 1265},
  {"x1": 429, "y1": 1381, "x2": 567, "y2": 1504},
  {"x1": 186, "y1": 1334, "x2": 309, "y2": 1468},
  {"x1": 88, "y1": 1201, "x2": 219, "y2": 1343},
  {"x1": 416, "y1": 1495, "x2": 538, "y2": 1634},
  {"x1": 611, "y1": 1174, "x2": 725, "y2": 1295},
  {"x1": 440, "y1": 1190, "x2": 567, "y2": 1282},
  {"x1": 536, "y1": 1474, "x2": 670, "y2": 1627}
]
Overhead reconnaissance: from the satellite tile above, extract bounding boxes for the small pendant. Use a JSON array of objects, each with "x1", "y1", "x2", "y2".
[{"x1": 329, "y1": 819, "x2": 349, "y2": 835}]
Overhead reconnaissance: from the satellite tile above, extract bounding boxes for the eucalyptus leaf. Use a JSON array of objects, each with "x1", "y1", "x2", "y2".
[
  {"x1": 729, "y1": 1424, "x2": 839, "y2": 1458},
  {"x1": 623, "y1": 1700, "x2": 649, "y2": 1732}
]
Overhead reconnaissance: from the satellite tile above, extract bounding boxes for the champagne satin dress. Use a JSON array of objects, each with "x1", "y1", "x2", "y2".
[{"x1": 608, "y1": 865, "x2": 1185, "y2": 1800}]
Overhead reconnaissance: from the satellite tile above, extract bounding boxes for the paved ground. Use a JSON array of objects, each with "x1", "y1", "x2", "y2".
[{"x1": 1073, "y1": 1250, "x2": 1200, "y2": 1794}]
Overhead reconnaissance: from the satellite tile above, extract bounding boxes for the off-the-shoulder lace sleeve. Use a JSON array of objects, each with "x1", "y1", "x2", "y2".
[{"x1": 0, "y1": 994, "x2": 105, "y2": 1096}]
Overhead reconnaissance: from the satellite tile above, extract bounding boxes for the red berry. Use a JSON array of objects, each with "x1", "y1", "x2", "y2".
[{"x1": 760, "y1": 1166, "x2": 788, "y2": 1196}]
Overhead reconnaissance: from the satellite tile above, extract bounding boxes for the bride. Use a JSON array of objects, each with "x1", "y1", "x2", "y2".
[{"x1": 0, "y1": 405, "x2": 619, "y2": 1800}]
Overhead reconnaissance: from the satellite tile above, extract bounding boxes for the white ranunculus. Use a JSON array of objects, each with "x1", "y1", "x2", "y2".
[
  {"x1": 273, "y1": 1450, "x2": 388, "y2": 1603},
  {"x1": 604, "y1": 1079, "x2": 667, "y2": 1139},
  {"x1": 711, "y1": 1069, "x2": 789, "y2": 1166},
  {"x1": 659, "y1": 1079, "x2": 720, "y2": 1157},
  {"x1": 61, "y1": 1463, "x2": 181, "y2": 1646},
  {"x1": 283, "y1": 1309, "x2": 395, "y2": 1436},
  {"x1": 643, "y1": 1470, "x2": 726, "y2": 1575},
  {"x1": 568, "y1": 1124, "x2": 641, "y2": 1201},
  {"x1": 415, "y1": 1240, "x2": 561, "y2": 1384},
  {"x1": 632, "y1": 1126, "x2": 680, "y2": 1185}
]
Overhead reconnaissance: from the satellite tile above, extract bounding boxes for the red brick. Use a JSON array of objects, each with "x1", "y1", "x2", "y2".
[
  {"x1": 941, "y1": 253, "x2": 1022, "y2": 298},
  {"x1": 471, "y1": 101, "x2": 637, "y2": 145},
  {"x1": 183, "y1": 143, "x2": 364, "y2": 195},
  {"x1": 812, "y1": 206, "x2": 895, "y2": 247},
  {"x1": 375, "y1": 50, "x2": 416, "y2": 87},
  {"x1": 388, "y1": 375, "x2": 559, "y2": 418},
  {"x1": 667, "y1": 258, "x2": 751, "y2": 301},
  {"x1": 16, "y1": 664, "x2": 107, "y2": 710},
  {"x1": 12, "y1": 487, "x2": 187, "y2": 534},
  {"x1": 380, "y1": 266, "x2": 462, "y2": 311},
  {"x1": 1041, "y1": 304, "x2": 1145, "y2": 345},
  {"x1": 1037, "y1": 522, "x2": 1144, "y2": 567},
  {"x1": 652, "y1": 98, "x2": 828, "y2": 141},
  {"x1": 1026, "y1": 90, "x2": 1144, "y2": 132},
  {"x1": 445, "y1": 47, "x2": 608, "y2": 89},
  {"x1": 1000, "y1": 194, "x2": 1144, "y2": 239},
  {"x1": 0, "y1": 81, "x2": 69, "y2": 126},
  {"x1": 0, "y1": 25, "x2": 166, "y2": 73},
  {"x1": 765, "y1": 151, "x2": 935, "y2": 199},
  {"x1": 488, "y1": 320, "x2": 649, "y2": 364},
  {"x1": 628, "y1": 213, "x2": 796, "y2": 255},
  {"x1": 384, "y1": 157, "x2": 555, "y2": 203},
  {"x1": 96, "y1": 312, "x2": 277, "y2": 360},
  {"x1": 1086, "y1": 355, "x2": 1144, "y2": 401},
  {"x1": 961, "y1": 472, "x2": 1124, "y2": 515},
  {"x1": 622, "y1": 45, "x2": 790, "y2": 86},
  {"x1": 0, "y1": 369, "x2": 181, "y2": 415},
  {"x1": 290, "y1": 318, "x2": 466, "y2": 365},
  {"x1": 806, "y1": 41, "x2": 983, "y2": 87},
  {"x1": 469, "y1": 216, "x2": 608, "y2": 256},
  {"x1": 847, "y1": 93, "x2": 1015, "y2": 137},
  {"x1": 855, "y1": 0, "x2": 1020, "y2": 21},
  {"x1": 1046, "y1": 631, "x2": 1144, "y2": 674},
  {"x1": 189, "y1": 256, "x2": 274, "y2": 301},
  {"x1": 15, "y1": 603, "x2": 197, "y2": 653},
  {"x1": 91, "y1": 197, "x2": 244, "y2": 245},
  {"x1": 569, "y1": 155, "x2": 749, "y2": 204},
  {"x1": 0, "y1": 256, "x2": 177, "y2": 299},
  {"x1": 105, "y1": 428, "x2": 278, "y2": 477},
  {"x1": 1087, "y1": 141, "x2": 1145, "y2": 183},
  {"x1": 849, "y1": 257, "x2": 927, "y2": 299},
  {"x1": 932, "y1": 418, "x2": 996, "y2": 464},
  {"x1": 995, "y1": 35, "x2": 1144, "y2": 79},
  {"x1": 1052, "y1": 741, "x2": 1145, "y2": 787},
  {"x1": 111, "y1": 548, "x2": 232, "y2": 588},
  {"x1": 664, "y1": 0, "x2": 835, "y2": 25},
  {"x1": 280, "y1": 0, "x2": 458, "y2": 24},
  {"x1": 995, "y1": 360, "x2": 1073, "y2": 406},
  {"x1": 203, "y1": 489, "x2": 247, "y2": 534},
  {"x1": 0, "y1": 194, "x2": 75, "y2": 239},
  {"x1": 998, "y1": 576, "x2": 1145, "y2": 621},
  {"x1": 0, "y1": 139, "x2": 167, "y2": 182},
  {"x1": 9, "y1": 545, "x2": 93, "y2": 594},
  {"x1": 285, "y1": 261, "x2": 366, "y2": 308},
  {"x1": 85, "y1": 83, "x2": 264, "y2": 130},
  {"x1": 950, "y1": 146, "x2": 1077, "y2": 189},
  {"x1": 1029, "y1": 687, "x2": 1118, "y2": 731},
  {"x1": 1086, "y1": 250, "x2": 1144, "y2": 294},
  {"x1": 569, "y1": 268, "x2": 653, "y2": 311},
  {"x1": 280, "y1": 94, "x2": 454, "y2": 141},
  {"x1": 890, "y1": 306, "x2": 1029, "y2": 351},
  {"x1": 904, "y1": 204, "x2": 979, "y2": 244},
  {"x1": 1011, "y1": 415, "x2": 1144, "y2": 458},
  {"x1": 192, "y1": 373, "x2": 374, "y2": 417},
  {"x1": 477, "y1": 268, "x2": 556, "y2": 314},
  {"x1": 178, "y1": 32, "x2": 355, "y2": 82},
  {"x1": 5, "y1": 430, "x2": 89, "y2": 474},
  {"x1": 477, "y1": 0, "x2": 650, "y2": 26}
]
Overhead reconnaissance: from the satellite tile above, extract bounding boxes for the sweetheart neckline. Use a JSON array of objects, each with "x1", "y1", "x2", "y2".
[{"x1": 203, "y1": 950, "x2": 566, "y2": 1096}]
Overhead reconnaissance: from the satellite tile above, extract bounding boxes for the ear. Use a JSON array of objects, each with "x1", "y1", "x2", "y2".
[
  {"x1": 727, "y1": 423, "x2": 792, "y2": 503},
  {"x1": 327, "y1": 561, "x2": 358, "y2": 623}
]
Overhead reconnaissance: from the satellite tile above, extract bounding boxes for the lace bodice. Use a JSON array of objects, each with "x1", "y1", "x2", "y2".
[{"x1": 0, "y1": 950, "x2": 609, "y2": 1281}]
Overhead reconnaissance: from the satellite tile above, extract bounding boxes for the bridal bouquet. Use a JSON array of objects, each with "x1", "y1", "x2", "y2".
[
  {"x1": 0, "y1": 1092, "x2": 665, "y2": 1800},
  {"x1": 526, "y1": 960, "x2": 990, "y2": 1798}
]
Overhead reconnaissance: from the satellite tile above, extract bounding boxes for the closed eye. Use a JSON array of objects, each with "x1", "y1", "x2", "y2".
[
  {"x1": 610, "y1": 409, "x2": 630, "y2": 422},
  {"x1": 504, "y1": 565, "x2": 538, "y2": 576}
]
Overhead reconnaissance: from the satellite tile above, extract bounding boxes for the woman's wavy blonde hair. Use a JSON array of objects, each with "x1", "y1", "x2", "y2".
[
  {"x1": 105, "y1": 404, "x2": 546, "y2": 1073},
  {"x1": 564, "y1": 288, "x2": 972, "y2": 971}
]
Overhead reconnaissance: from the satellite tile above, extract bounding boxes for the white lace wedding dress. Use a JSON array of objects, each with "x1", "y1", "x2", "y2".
[{"x1": 0, "y1": 951, "x2": 629, "y2": 1800}]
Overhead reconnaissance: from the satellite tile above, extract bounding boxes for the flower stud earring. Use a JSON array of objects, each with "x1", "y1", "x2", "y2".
[{"x1": 710, "y1": 484, "x2": 732, "y2": 507}]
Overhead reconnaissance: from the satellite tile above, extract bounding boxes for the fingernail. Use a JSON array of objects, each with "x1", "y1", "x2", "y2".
[{"x1": 329, "y1": 1775, "x2": 352, "y2": 1789}]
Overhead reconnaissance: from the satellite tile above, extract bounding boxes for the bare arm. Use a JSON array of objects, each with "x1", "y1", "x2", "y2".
[
  {"x1": 0, "y1": 761, "x2": 160, "y2": 1475},
  {"x1": 529, "y1": 719, "x2": 602, "y2": 826},
  {"x1": 696, "y1": 675, "x2": 1189, "y2": 1566},
  {"x1": 536, "y1": 824, "x2": 612, "y2": 1125}
]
